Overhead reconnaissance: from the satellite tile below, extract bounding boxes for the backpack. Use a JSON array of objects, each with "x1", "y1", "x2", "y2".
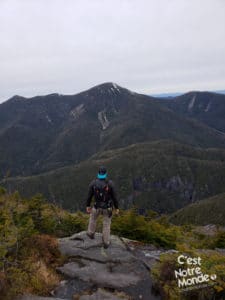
[{"x1": 93, "y1": 179, "x2": 112, "y2": 209}]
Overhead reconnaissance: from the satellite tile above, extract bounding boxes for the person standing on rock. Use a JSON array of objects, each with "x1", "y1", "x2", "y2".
[{"x1": 86, "y1": 166, "x2": 119, "y2": 248}]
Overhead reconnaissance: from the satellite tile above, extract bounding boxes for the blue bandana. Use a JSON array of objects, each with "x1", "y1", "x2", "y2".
[{"x1": 97, "y1": 173, "x2": 107, "y2": 179}]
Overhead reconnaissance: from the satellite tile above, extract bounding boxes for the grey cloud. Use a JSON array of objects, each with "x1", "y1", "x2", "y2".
[{"x1": 0, "y1": 0, "x2": 225, "y2": 102}]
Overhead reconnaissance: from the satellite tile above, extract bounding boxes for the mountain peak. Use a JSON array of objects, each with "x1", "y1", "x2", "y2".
[
  {"x1": 85, "y1": 82, "x2": 137, "y2": 97},
  {"x1": 87, "y1": 82, "x2": 123, "y2": 95},
  {"x1": 95, "y1": 82, "x2": 121, "y2": 89},
  {"x1": 9, "y1": 95, "x2": 26, "y2": 102}
]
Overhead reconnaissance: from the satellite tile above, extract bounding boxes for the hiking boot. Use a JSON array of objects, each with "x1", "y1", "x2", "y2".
[
  {"x1": 86, "y1": 232, "x2": 95, "y2": 239},
  {"x1": 103, "y1": 242, "x2": 110, "y2": 249}
]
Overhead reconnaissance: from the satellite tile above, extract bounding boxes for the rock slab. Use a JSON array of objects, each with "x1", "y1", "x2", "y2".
[{"x1": 18, "y1": 231, "x2": 161, "y2": 300}]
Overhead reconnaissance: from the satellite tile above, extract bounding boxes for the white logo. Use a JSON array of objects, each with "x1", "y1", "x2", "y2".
[{"x1": 175, "y1": 255, "x2": 217, "y2": 290}]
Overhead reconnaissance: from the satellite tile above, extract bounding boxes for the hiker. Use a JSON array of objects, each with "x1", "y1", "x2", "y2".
[{"x1": 86, "y1": 166, "x2": 119, "y2": 248}]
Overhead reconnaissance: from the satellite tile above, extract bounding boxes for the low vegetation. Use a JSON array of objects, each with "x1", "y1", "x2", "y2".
[
  {"x1": 0, "y1": 187, "x2": 224, "y2": 299},
  {"x1": 0, "y1": 187, "x2": 87, "y2": 299}
]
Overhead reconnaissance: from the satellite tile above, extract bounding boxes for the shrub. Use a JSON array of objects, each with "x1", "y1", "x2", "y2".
[
  {"x1": 214, "y1": 231, "x2": 225, "y2": 248},
  {"x1": 111, "y1": 208, "x2": 178, "y2": 248}
]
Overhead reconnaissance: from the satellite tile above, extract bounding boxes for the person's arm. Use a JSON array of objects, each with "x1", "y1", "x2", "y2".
[
  {"x1": 86, "y1": 181, "x2": 94, "y2": 212},
  {"x1": 109, "y1": 180, "x2": 119, "y2": 210}
]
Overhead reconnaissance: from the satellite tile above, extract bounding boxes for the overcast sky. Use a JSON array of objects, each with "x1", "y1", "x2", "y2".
[{"x1": 0, "y1": 0, "x2": 225, "y2": 103}]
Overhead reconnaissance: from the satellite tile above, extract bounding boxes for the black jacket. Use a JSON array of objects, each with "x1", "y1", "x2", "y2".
[{"x1": 86, "y1": 178, "x2": 119, "y2": 209}]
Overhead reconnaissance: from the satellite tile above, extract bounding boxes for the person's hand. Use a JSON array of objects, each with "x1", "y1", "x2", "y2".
[
  {"x1": 115, "y1": 209, "x2": 119, "y2": 215},
  {"x1": 86, "y1": 207, "x2": 92, "y2": 214}
]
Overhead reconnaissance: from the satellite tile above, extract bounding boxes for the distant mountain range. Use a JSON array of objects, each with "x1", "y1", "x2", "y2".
[
  {"x1": 1, "y1": 82, "x2": 225, "y2": 221},
  {"x1": 152, "y1": 90, "x2": 225, "y2": 98},
  {"x1": 0, "y1": 83, "x2": 225, "y2": 179}
]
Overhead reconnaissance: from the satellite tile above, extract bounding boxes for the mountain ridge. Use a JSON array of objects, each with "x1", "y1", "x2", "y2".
[
  {"x1": 2, "y1": 140, "x2": 225, "y2": 213},
  {"x1": 1, "y1": 83, "x2": 225, "y2": 179},
  {"x1": 169, "y1": 192, "x2": 225, "y2": 226},
  {"x1": 156, "y1": 91, "x2": 225, "y2": 133}
]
